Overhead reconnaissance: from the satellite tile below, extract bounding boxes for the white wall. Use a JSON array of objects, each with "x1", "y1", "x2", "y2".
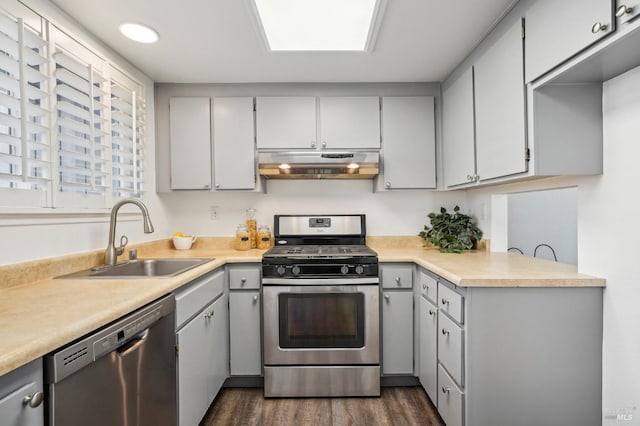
[
  {"x1": 507, "y1": 187, "x2": 577, "y2": 264},
  {"x1": 159, "y1": 180, "x2": 464, "y2": 237},
  {"x1": 466, "y1": 66, "x2": 640, "y2": 422}
]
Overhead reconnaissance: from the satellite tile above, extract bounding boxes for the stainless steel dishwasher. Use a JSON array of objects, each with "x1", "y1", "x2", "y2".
[{"x1": 45, "y1": 294, "x2": 176, "y2": 426}]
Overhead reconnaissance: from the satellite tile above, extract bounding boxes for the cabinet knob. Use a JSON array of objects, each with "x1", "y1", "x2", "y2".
[
  {"x1": 23, "y1": 391, "x2": 44, "y2": 408},
  {"x1": 321, "y1": 141, "x2": 327, "y2": 148},
  {"x1": 384, "y1": 294, "x2": 390, "y2": 300},
  {"x1": 467, "y1": 174, "x2": 474, "y2": 181},
  {"x1": 215, "y1": 184, "x2": 220, "y2": 189},
  {"x1": 441, "y1": 298, "x2": 450, "y2": 306},
  {"x1": 385, "y1": 182, "x2": 391, "y2": 188},
  {"x1": 616, "y1": 4, "x2": 633, "y2": 17},
  {"x1": 394, "y1": 276, "x2": 401, "y2": 285},
  {"x1": 591, "y1": 22, "x2": 608, "y2": 33},
  {"x1": 204, "y1": 310, "x2": 215, "y2": 319},
  {"x1": 204, "y1": 184, "x2": 211, "y2": 189},
  {"x1": 310, "y1": 141, "x2": 317, "y2": 148},
  {"x1": 441, "y1": 386, "x2": 451, "y2": 394},
  {"x1": 241, "y1": 277, "x2": 247, "y2": 285},
  {"x1": 441, "y1": 328, "x2": 450, "y2": 336},
  {"x1": 253, "y1": 295, "x2": 259, "y2": 303},
  {"x1": 428, "y1": 309, "x2": 436, "y2": 316},
  {"x1": 422, "y1": 283, "x2": 427, "y2": 290}
]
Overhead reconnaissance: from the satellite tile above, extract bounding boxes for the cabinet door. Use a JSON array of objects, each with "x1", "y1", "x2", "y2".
[
  {"x1": 256, "y1": 97, "x2": 317, "y2": 149},
  {"x1": 169, "y1": 97, "x2": 212, "y2": 190},
  {"x1": 0, "y1": 359, "x2": 44, "y2": 426},
  {"x1": 419, "y1": 296, "x2": 438, "y2": 405},
  {"x1": 382, "y1": 290, "x2": 414, "y2": 374},
  {"x1": 209, "y1": 294, "x2": 228, "y2": 400},
  {"x1": 319, "y1": 97, "x2": 380, "y2": 149},
  {"x1": 230, "y1": 291, "x2": 262, "y2": 375},
  {"x1": 442, "y1": 67, "x2": 476, "y2": 187},
  {"x1": 213, "y1": 97, "x2": 255, "y2": 190},
  {"x1": 525, "y1": 0, "x2": 614, "y2": 82},
  {"x1": 381, "y1": 97, "x2": 436, "y2": 189},
  {"x1": 177, "y1": 297, "x2": 222, "y2": 426}
]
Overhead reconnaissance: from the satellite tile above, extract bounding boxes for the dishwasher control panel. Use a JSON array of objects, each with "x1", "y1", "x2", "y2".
[{"x1": 93, "y1": 308, "x2": 162, "y2": 358}]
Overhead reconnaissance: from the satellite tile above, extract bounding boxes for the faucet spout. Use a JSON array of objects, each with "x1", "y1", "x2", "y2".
[{"x1": 104, "y1": 199, "x2": 154, "y2": 266}]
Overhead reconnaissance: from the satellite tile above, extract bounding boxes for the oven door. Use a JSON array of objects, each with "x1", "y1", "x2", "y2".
[{"x1": 263, "y1": 283, "x2": 379, "y2": 365}]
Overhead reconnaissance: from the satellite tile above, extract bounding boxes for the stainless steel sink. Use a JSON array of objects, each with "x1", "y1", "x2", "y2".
[{"x1": 58, "y1": 258, "x2": 215, "y2": 279}]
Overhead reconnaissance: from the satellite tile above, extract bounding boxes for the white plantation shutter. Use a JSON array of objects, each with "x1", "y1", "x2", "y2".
[
  {"x1": 53, "y1": 44, "x2": 110, "y2": 208},
  {"x1": 0, "y1": 10, "x2": 51, "y2": 206},
  {"x1": 111, "y1": 73, "x2": 144, "y2": 198}
]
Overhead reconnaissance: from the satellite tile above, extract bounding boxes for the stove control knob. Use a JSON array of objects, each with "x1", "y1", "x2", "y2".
[
  {"x1": 276, "y1": 266, "x2": 286, "y2": 276},
  {"x1": 340, "y1": 265, "x2": 349, "y2": 275},
  {"x1": 355, "y1": 265, "x2": 364, "y2": 275},
  {"x1": 292, "y1": 265, "x2": 301, "y2": 275}
]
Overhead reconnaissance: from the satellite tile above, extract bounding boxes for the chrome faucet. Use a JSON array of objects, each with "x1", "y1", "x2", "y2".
[{"x1": 104, "y1": 199, "x2": 154, "y2": 266}]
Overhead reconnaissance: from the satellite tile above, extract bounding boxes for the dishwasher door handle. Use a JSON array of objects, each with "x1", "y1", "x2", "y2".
[{"x1": 117, "y1": 329, "x2": 149, "y2": 357}]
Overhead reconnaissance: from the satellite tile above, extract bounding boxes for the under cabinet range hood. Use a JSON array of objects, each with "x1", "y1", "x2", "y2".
[{"x1": 258, "y1": 152, "x2": 379, "y2": 179}]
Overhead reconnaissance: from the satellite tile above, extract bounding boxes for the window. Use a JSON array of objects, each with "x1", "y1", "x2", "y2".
[
  {"x1": 0, "y1": 6, "x2": 146, "y2": 211},
  {"x1": 0, "y1": 10, "x2": 51, "y2": 208}
]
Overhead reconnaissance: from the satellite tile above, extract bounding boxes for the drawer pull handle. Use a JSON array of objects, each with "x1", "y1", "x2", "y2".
[
  {"x1": 441, "y1": 386, "x2": 451, "y2": 394},
  {"x1": 23, "y1": 391, "x2": 44, "y2": 408},
  {"x1": 591, "y1": 21, "x2": 608, "y2": 33},
  {"x1": 241, "y1": 277, "x2": 247, "y2": 284},
  {"x1": 428, "y1": 309, "x2": 435, "y2": 316},
  {"x1": 253, "y1": 295, "x2": 259, "y2": 303},
  {"x1": 204, "y1": 310, "x2": 215, "y2": 319},
  {"x1": 441, "y1": 298, "x2": 450, "y2": 306},
  {"x1": 394, "y1": 277, "x2": 401, "y2": 285},
  {"x1": 616, "y1": 5, "x2": 633, "y2": 17},
  {"x1": 384, "y1": 294, "x2": 390, "y2": 300},
  {"x1": 441, "y1": 328, "x2": 450, "y2": 336}
]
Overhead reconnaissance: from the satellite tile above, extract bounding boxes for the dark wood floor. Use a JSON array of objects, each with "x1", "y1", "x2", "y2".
[{"x1": 201, "y1": 387, "x2": 444, "y2": 426}]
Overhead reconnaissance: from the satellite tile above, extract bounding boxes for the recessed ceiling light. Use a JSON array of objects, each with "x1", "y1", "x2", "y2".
[
  {"x1": 119, "y1": 22, "x2": 159, "y2": 44},
  {"x1": 249, "y1": 0, "x2": 386, "y2": 52}
]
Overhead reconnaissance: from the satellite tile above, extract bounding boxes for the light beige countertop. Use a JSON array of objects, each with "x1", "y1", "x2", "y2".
[{"x1": 0, "y1": 237, "x2": 604, "y2": 376}]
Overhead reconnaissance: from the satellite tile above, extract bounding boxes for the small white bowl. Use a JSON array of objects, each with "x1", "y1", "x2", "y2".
[{"x1": 173, "y1": 235, "x2": 197, "y2": 250}]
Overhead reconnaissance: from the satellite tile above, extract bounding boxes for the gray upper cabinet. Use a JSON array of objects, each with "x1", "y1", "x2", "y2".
[
  {"x1": 256, "y1": 97, "x2": 317, "y2": 149},
  {"x1": 474, "y1": 19, "x2": 527, "y2": 182},
  {"x1": 525, "y1": 0, "x2": 614, "y2": 83},
  {"x1": 169, "y1": 97, "x2": 212, "y2": 190},
  {"x1": 442, "y1": 67, "x2": 476, "y2": 188},
  {"x1": 380, "y1": 96, "x2": 436, "y2": 189},
  {"x1": 319, "y1": 97, "x2": 381, "y2": 149},
  {"x1": 212, "y1": 97, "x2": 255, "y2": 190}
]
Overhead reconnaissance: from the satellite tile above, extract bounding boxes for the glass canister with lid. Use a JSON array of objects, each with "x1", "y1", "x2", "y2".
[
  {"x1": 257, "y1": 225, "x2": 273, "y2": 249},
  {"x1": 235, "y1": 224, "x2": 251, "y2": 251},
  {"x1": 246, "y1": 208, "x2": 257, "y2": 249}
]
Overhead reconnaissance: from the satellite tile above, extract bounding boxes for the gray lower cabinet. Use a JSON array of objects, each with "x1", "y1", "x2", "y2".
[
  {"x1": 228, "y1": 264, "x2": 262, "y2": 376},
  {"x1": 432, "y1": 279, "x2": 602, "y2": 426},
  {"x1": 381, "y1": 263, "x2": 414, "y2": 375},
  {"x1": 175, "y1": 269, "x2": 228, "y2": 426},
  {"x1": 229, "y1": 291, "x2": 261, "y2": 375},
  {"x1": 0, "y1": 359, "x2": 44, "y2": 426},
  {"x1": 418, "y1": 295, "x2": 438, "y2": 404}
]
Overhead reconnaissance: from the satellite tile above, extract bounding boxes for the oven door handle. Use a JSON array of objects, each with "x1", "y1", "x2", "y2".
[{"x1": 262, "y1": 277, "x2": 379, "y2": 285}]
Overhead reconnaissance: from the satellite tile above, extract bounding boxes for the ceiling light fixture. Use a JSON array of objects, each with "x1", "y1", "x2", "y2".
[
  {"x1": 249, "y1": 0, "x2": 386, "y2": 52},
  {"x1": 119, "y1": 22, "x2": 159, "y2": 44}
]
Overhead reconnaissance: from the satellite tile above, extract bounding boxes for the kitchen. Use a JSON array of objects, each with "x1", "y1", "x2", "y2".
[{"x1": 0, "y1": 0, "x2": 638, "y2": 425}]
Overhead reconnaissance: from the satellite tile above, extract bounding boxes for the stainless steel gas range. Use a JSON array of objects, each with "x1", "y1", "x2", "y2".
[{"x1": 262, "y1": 214, "x2": 380, "y2": 397}]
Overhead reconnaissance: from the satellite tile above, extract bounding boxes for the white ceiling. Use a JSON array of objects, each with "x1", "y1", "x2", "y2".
[{"x1": 49, "y1": 0, "x2": 517, "y2": 83}]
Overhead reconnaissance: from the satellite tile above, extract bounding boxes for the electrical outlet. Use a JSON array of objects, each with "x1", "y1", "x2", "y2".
[{"x1": 210, "y1": 206, "x2": 219, "y2": 220}]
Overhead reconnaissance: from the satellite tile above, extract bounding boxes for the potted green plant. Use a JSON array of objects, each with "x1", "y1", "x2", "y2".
[{"x1": 419, "y1": 206, "x2": 483, "y2": 253}]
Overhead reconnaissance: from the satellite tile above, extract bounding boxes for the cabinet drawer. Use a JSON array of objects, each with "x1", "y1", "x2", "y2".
[
  {"x1": 419, "y1": 271, "x2": 438, "y2": 304},
  {"x1": 229, "y1": 266, "x2": 261, "y2": 289},
  {"x1": 438, "y1": 283, "x2": 464, "y2": 324},
  {"x1": 438, "y1": 312, "x2": 464, "y2": 387},
  {"x1": 381, "y1": 265, "x2": 413, "y2": 289},
  {"x1": 175, "y1": 269, "x2": 224, "y2": 329},
  {"x1": 438, "y1": 364, "x2": 464, "y2": 426}
]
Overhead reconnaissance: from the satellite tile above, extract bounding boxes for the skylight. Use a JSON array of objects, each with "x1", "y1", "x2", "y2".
[{"x1": 250, "y1": 0, "x2": 385, "y2": 52}]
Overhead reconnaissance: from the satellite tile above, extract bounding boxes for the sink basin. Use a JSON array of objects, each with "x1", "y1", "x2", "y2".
[{"x1": 59, "y1": 258, "x2": 215, "y2": 279}]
